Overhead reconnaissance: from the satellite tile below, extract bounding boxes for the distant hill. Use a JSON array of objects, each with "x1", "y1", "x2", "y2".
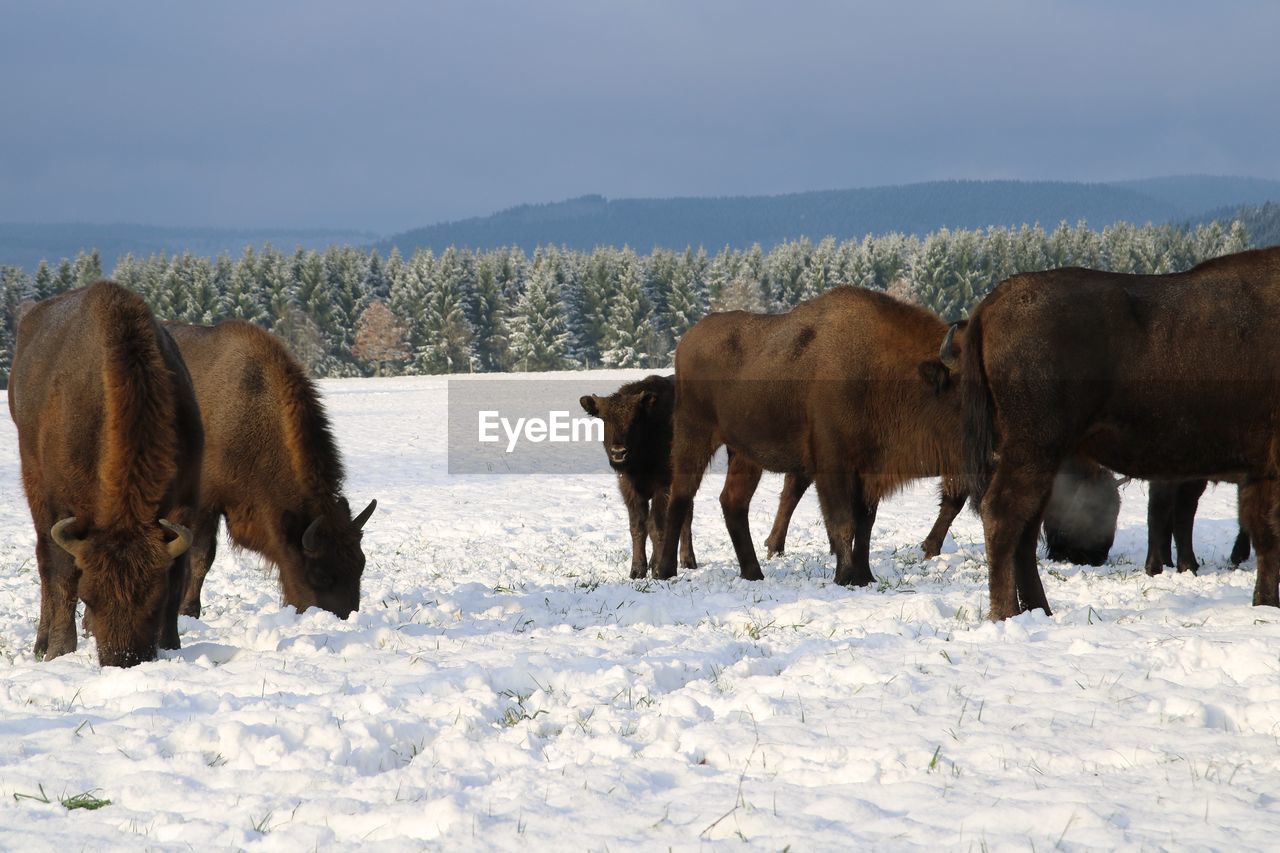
[
  {"x1": 0, "y1": 223, "x2": 378, "y2": 275},
  {"x1": 379, "y1": 176, "x2": 1280, "y2": 256}
]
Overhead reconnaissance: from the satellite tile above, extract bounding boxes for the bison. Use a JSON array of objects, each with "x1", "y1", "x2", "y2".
[
  {"x1": 652, "y1": 286, "x2": 968, "y2": 585},
  {"x1": 9, "y1": 281, "x2": 201, "y2": 667},
  {"x1": 164, "y1": 320, "x2": 376, "y2": 619},
  {"x1": 580, "y1": 375, "x2": 696, "y2": 578},
  {"x1": 958, "y1": 247, "x2": 1280, "y2": 619}
]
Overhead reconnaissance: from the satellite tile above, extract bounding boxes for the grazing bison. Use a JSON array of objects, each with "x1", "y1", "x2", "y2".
[
  {"x1": 653, "y1": 286, "x2": 968, "y2": 585},
  {"x1": 1146, "y1": 479, "x2": 1251, "y2": 576},
  {"x1": 9, "y1": 282, "x2": 201, "y2": 667},
  {"x1": 1042, "y1": 457, "x2": 1121, "y2": 566},
  {"x1": 164, "y1": 321, "x2": 376, "y2": 619},
  {"x1": 761, "y1": 471, "x2": 967, "y2": 561},
  {"x1": 580, "y1": 375, "x2": 696, "y2": 578},
  {"x1": 959, "y1": 247, "x2": 1280, "y2": 619}
]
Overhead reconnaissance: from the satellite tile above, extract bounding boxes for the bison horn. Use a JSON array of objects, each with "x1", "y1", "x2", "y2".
[
  {"x1": 353, "y1": 499, "x2": 377, "y2": 530},
  {"x1": 302, "y1": 516, "x2": 324, "y2": 554},
  {"x1": 159, "y1": 519, "x2": 194, "y2": 559},
  {"x1": 51, "y1": 517, "x2": 89, "y2": 559},
  {"x1": 939, "y1": 324, "x2": 959, "y2": 368}
]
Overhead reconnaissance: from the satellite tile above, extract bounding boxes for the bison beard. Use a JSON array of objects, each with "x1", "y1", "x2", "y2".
[
  {"x1": 8, "y1": 281, "x2": 202, "y2": 667},
  {"x1": 962, "y1": 247, "x2": 1280, "y2": 620},
  {"x1": 165, "y1": 321, "x2": 376, "y2": 619}
]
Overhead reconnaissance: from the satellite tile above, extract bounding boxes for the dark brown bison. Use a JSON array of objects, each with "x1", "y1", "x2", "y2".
[
  {"x1": 580, "y1": 375, "x2": 696, "y2": 578},
  {"x1": 761, "y1": 471, "x2": 967, "y2": 561},
  {"x1": 164, "y1": 321, "x2": 376, "y2": 619},
  {"x1": 1042, "y1": 458, "x2": 1121, "y2": 567},
  {"x1": 1146, "y1": 479, "x2": 1251, "y2": 575},
  {"x1": 653, "y1": 286, "x2": 968, "y2": 585},
  {"x1": 9, "y1": 282, "x2": 201, "y2": 667},
  {"x1": 959, "y1": 247, "x2": 1280, "y2": 619}
]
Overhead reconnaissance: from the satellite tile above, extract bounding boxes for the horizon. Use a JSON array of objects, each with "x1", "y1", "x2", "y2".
[{"x1": 4, "y1": 172, "x2": 1275, "y2": 237}]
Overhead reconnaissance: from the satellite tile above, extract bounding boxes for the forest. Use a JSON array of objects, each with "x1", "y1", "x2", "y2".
[{"x1": 0, "y1": 216, "x2": 1256, "y2": 386}]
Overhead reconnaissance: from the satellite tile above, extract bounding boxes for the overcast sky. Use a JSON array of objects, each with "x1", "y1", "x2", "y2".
[{"x1": 2, "y1": 1, "x2": 1277, "y2": 234}]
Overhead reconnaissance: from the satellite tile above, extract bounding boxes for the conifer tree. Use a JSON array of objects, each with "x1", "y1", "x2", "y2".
[
  {"x1": 509, "y1": 261, "x2": 570, "y2": 372},
  {"x1": 601, "y1": 250, "x2": 657, "y2": 368}
]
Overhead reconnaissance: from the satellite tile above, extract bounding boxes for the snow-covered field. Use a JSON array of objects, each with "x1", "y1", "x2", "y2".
[{"x1": 1, "y1": 371, "x2": 1278, "y2": 850}]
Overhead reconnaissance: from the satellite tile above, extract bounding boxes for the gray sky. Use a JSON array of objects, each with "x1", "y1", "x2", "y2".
[{"x1": 2, "y1": 0, "x2": 1277, "y2": 234}]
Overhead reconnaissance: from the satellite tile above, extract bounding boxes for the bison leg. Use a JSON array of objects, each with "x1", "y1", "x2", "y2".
[
  {"x1": 34, "y1": 530, "x2": 79, "y2": 661},
  {"x1": 678, "y1": 500, "x2": 697, "y2": 570},
  {"x1": 982, "y1": 450, "x2": 1058, "y2": 620},
  {"x1": 1145, "y1": 481, "x2": 1178, "y2": 576},
  {"x1": 1241, "y1": 480, "x2": 1280, "y2": 607},
  {"x1": 922, "y1": 484, "x2": 966, "y2": 559},
  {"x1": 647, "y1": 489, "x2": 670, "y2": 573},
  {"x1": 851, "y1": 489, "x2": 879, "y2": 584},
  {"x1": 622, "y1": 485, "x2": 653, "y2": 580},
  {"x1": 1172, "y1": 479, "x2": 1207, "y2": 574},
  {"x1": 721, "y1": 452, "x2": 765, "y2": 581},
  {"x1": 654, "y1": 429, "x2": 717, "y2": 581},
  {"x1": 814, "y1": 470, "x2": 872, "y2": 587},
  {"x1": 180, "y1": 511, "x2": 221, "y2": 619},
  {"x1": 765, "y1": 472, "x2": 812, "y2": 559},
  {"x1": 1231, "y1": 486, "x2": 1252, "y2": 566},
  {"x1": 1015, "y1": 514, "x2": 1051, "y2": 615}
]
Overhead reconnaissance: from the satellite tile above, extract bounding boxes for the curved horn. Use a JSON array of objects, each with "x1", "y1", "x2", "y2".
[
  {"x1": 51, "y1": 517, "x2": 89, "y2": 559},
  {"x1": 352, "y1": 499, "x2": 377, "y2": 530},
  {"x1": 302, "y1": 516, "x2": 324, "y2": 553},
  {"x1": 938, "y1": 324, "x2": 959, "y2": 368},
  {"x1": 158, "y1": 519, "x2": 194, "y2": 559}
]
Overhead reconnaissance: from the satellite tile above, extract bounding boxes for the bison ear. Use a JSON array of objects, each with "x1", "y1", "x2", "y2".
[
  {"x1": 639, "y1": 391, "x2": 657, "y2": 410},
  {"x1": 917, "y1": 360, "x2": 951, "y2": 395},
  {"x1": 579, "y1": 395, "x2": 600, "y2": 416}
]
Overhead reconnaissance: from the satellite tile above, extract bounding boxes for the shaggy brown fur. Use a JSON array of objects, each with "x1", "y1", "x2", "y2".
[
  {"x1": 580, "y1": 375, "x2": 696, "y2": 578},
  {"x1": 653, "y1": 286, "x2": 968, "y2": 585},
  {"x1": 9, "y1": 282, "x2": 202, "y2": 667},
  {"x1": 165, "y1": 321, "x2": 375, "y2": 619},
  {"x1": 962, "y1": 247, "x2": 1280, "y2": 619}
]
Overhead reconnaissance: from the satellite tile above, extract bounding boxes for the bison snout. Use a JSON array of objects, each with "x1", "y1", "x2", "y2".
[{"x1": 608, "y1": 446, "x2": 628, "y2": 463}]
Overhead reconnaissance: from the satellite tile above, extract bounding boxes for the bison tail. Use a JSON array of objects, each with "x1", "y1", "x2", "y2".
[{"x1": 961, "y1": 308, "x2": 996, "y2": 504}]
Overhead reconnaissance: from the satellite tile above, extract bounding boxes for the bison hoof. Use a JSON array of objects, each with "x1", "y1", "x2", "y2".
[
  {"x1": 680, "y1": 557, "x2": 697, "y2": 570},
  {"x1": 1143, "y1": 563, "x2": 1163, "y2": 577},
  {"x1": 1175, "y1": 563, "x2": 1199, "y2": 575},
  {"x1": 764, "y1": 541, "x2": 783, "y2": 559},
  {"x1": 630, "y1": 566, "x2": 649, "y2": 580},
  {"x1": 835, "y1": 572, "x2": 874, "y2": 588},
  {"x1": 921, "y1": 542, "x2": 942, "y2": 560}
]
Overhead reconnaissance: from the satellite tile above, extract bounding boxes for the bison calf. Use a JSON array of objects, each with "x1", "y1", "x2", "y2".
[
  {"x1": 581, "y1": 375, "x2": 695, "y2": 578},
  {"x1": 9, "y1": 282, "x2": 202, "y2": 667}
]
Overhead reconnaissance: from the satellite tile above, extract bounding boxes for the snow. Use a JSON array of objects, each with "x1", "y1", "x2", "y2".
[{"x1": 1, "y1": 370, "x2": 1278, "y2": 850}]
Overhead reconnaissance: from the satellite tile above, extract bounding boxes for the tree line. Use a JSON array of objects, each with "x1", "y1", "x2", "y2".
[{"x1": 0, "y1": 217, "x2": 1253, "y2": 386}]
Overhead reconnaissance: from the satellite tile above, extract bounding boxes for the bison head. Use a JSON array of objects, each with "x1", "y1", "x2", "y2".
[
  {"x1": 51, "y1": 516, "x2": 192, "y2": 667},
  {"x1": 917, "y1": 321, "x2": 966, "y2": 395},
  {"x1": 281, "y1": 498, "x2": 376, "y2": 619},
  {"x1": 580, "y1": 390, "x2": 660, "y2": 471}
]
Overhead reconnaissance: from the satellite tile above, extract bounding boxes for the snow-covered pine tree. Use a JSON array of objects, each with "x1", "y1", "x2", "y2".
[
  {"x1": 470, "y1": 254, "x2": 512, "y2": 372},
  {"x1": 509, "y1": 260, "x2": 570, "y2": 372},
  {"x1": 220, "y1": 246, "x2": 268, "y2": 323},
  {"x1": 33, "y1": 260, "x2": 54, "y2": 301},
  {"x1": 601, "y1": 249, "x2": 658, "y2": 368},
  {"x1": 414, "y1": 251, "x2": 475, "y2": 374},
  {"x1": 72, "y1": 249, "x2": 104, "y2": 287},
  {"x1": 664, "y1": 247, "x2": 707, "y2": 349}
]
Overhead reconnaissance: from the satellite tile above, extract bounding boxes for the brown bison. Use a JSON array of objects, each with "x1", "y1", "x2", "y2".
[
  {"x1": 959, "y1": 247, "x2": 1280, "y2": 619},
  {"x1": 9, "y1": 282, "x2": 202, "y2": 667},
  {"x1": 653, "y1": 286, "x2": 968, "y2": 585},
  {"x1": 164, "y1": 321, "x2": 376, "y2": 619},
  {"x1": 580, "y1": 375, "x2": 696, "y2": 578}
]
